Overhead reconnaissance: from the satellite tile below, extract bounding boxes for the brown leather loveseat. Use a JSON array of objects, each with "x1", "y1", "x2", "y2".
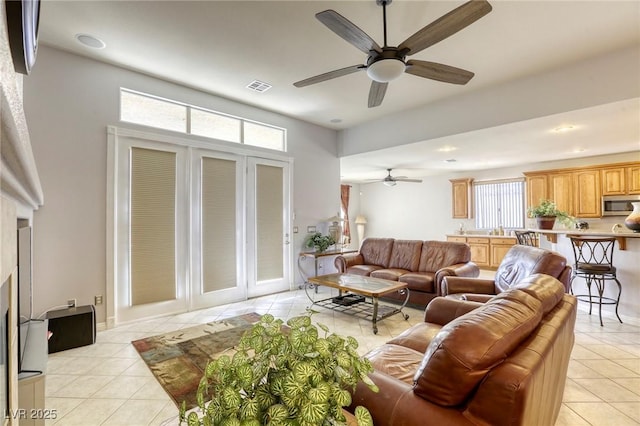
[
  {"x1": 334, "y1": 238, "x2": 479, "y2": 306},
  {"x1": 350, "y1": 273, "x2": 577, "y2": 426}
]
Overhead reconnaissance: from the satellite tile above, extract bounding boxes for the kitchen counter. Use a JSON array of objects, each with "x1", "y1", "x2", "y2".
[
  {"x1": 529, "y1": 228, "x2": 640, "y2": 250},
  {"x1": 446, "y1": 234, "x2": 517, "y2": 239}
]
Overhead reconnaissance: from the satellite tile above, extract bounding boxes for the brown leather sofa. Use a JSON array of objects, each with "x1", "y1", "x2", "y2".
[
  {"x1": 441, "y1": 244, "x2": 572, "y2": 302},
  {"x1": 350, "y1": 273, "x2": 577, "y2": 426},
  {"x1": 334, "y1": 238, "x2": 479, "y2": 306}
]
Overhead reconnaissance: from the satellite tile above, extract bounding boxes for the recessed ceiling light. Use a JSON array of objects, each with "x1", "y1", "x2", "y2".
[
  {"x1": 444, "y1": 159, "x2": 457, "y2": 163},
  {"x1": 75, "y1": 33, "x2": 106, "y2": 49},
  {"x1": 246, "y1": 80, "x2": 272, "y2": 93},
  {"x1": 553, "y1": 125, "x2": 576, "y2": 133},
  {"x1": 437, "y1": 145, "x2": 457, "y2": 152},
  {"x1": 330, "y1": 118, "x2": 342, "y2": 124}
]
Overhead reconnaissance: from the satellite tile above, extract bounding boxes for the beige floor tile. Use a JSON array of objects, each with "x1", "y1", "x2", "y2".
[
  {"x1": 574, "y1": 378, "x2": 640, "y2": 402},
  {"x1": 567, "y1": 360, "x2": 606, "y2": 379},
  {"x1": 101, "y1": 399, "x2": 168, "y2": 426},
  {"x1": 616, "y1": 359, "x2": 640, "y2": 375},
  {"x1": 149, "y1": 401, "x2": 180, "y2": 426},
  {"x1": 555, "y1": 404, "x2": 591, "y2": 426},
  {"x1": 91, "y1": 375, "x2": 150, "y2": 399},
  {"x1": 562, "y1": 379, "x2": 602, "y2": 402},
  {"x1": 585, "y1": 344, "x2": 638, "y2": 359},
  {"x1": 579, "y1": 359, "x2": 639, "y2": 378},
  {"x1": 613, "y1": 378, "x2": 640, "y2": 397},
  {"x1": 45, "y1": 397, "x2": 84, "y2": 425},
  {"x1": 610, "y1": 402, "x2": 640, "y2": 423},
  {"x1": 51, "y1": 375, "x2": 116, "y2": 398},
  {"x1": 52, "y1": 398, "x2": 126, "y2": 425},
  {"x1": 565, "y1": 402, "x2": 639, "y2": 426}
]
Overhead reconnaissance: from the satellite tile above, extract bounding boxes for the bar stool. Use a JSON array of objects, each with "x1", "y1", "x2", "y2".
[
  {"x1": 514, "y1": 231, "x2": 538, "y2": 247},
  {"x1": 569, "y1": 236, "x2": 622, "y2": 326}
]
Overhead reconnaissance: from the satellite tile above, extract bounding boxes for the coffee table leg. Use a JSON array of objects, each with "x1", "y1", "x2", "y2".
[{"x1": 372, "y1": 297, "x2": 379, "y2": 334}]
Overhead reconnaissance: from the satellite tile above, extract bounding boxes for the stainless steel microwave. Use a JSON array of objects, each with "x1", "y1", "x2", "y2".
[{"x1": 602, "y1": 195, "x2": 640, "y2": 216}]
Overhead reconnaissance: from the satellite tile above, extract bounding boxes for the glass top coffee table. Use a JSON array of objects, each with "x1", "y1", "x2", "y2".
[{"x1": 306, "y1": 273, "x2": 410, "y2": 334}]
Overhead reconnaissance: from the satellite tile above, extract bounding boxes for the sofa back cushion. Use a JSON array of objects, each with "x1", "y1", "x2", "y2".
[
  {"x1": 388, "y1": 240, "x2": 422, "y2": 271},
  {"x1": 413, "y1": 289, "x2": 543, "y2": 406},
  {"x1": 419, "y1": 241, "x2": 471, "y2": 273},
  {"x1": 495, "y1": 246, "x2": 567, "y2": 293},
  {"x1": 359, "y1": 238, "x2": 394, "y2": 268}
]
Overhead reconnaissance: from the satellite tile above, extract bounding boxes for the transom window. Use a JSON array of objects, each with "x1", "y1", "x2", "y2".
[
  {"x1": 474, "y1": 179, "x2": 525, "y2": 230},
  {"x1": 120, "y1": 89, "x2": 286, "y2": 152}
]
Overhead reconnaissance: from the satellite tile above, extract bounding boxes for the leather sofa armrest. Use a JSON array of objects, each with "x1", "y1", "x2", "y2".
[
  {"x1": 334, "y1": 253, "x2": 364, "y2": 272},
  {"x1": 422, "y1": 297, "x2": 484, "y2": 325},
  {"x1": 434, "y1": 262, "x2": 480, "y2": 296},
  {"x1": 349, "y1": 371, "x2": 471, "y2": 425},
  {"x1": 440, "y1": 276, "x2": 496, "y2": 296}
]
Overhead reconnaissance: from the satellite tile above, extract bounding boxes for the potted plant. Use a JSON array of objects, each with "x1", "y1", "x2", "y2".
[
  {"x1": 306, "y1": 232, "x2": 336, "y2": 253},
  {"x1": 527, "y1": 199, "x2": 575, "y2": 229},
  {"x1": 180, "y1": 313, "x2": 377, "y2": 426}
]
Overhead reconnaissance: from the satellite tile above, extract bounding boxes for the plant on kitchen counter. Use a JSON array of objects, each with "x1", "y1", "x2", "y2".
[{"x1": 527, "y1": 199, "x2": 575, "y2": 228}]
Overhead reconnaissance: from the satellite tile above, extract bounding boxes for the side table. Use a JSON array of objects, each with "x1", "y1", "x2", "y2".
[{"x1": 297, "y1": 248, "x2": 357, "y2": 287}]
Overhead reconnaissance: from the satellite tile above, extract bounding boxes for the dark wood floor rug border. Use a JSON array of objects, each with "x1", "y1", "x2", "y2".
[{"x1": 132, "y1": 312, "x2": 261, "y2": 409}]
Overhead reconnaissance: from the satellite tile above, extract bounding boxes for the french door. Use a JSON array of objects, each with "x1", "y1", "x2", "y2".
[
  {"x1": 247, "y1": 158, "x2": 291, "y2": 297},
  {"x1": 109, "y1": 128, "x2": 292, "y2": 324}
]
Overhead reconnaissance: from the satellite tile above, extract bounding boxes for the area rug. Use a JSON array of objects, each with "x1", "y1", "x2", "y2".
[{"x1": 132, "y1": 312, "x2": 261, "y2": 409}]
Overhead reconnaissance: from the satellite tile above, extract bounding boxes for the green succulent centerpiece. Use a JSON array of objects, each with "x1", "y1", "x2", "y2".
[
  {"x1": 180, "y1": 313, "x2": 377, "y2": 426},
  {"x1": 306, "y1": 232, "x2": 336, "y2": 253},
  {"x1": 527, "y1": 199, "x2": 575, "y2": 229}
]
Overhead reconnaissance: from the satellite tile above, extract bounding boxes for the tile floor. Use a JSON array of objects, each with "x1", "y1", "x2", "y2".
[{"x1": 42, "y1": 284, "x2": 640, "y2": 426}]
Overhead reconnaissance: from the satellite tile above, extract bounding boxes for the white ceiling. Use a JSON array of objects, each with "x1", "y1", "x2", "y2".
[{"x1": 37, "y1": 0, "x2": 640, "y2": 181}]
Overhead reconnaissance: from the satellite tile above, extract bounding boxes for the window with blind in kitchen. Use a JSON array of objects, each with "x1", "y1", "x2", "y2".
[{"x1": 474, "y1": 179, "x2": 525, "y2": 230}]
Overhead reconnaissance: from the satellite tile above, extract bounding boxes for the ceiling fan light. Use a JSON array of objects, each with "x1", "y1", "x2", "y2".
[
  {"x1": 367, "y1": 59, "x2": 405, "y2": 83},
  {"x1": 383, "y1": 180, "x2": 396, "y2": 187}
]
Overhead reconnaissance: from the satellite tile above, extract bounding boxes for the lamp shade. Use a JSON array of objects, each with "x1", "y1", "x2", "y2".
[
  {"x1": 355, "y1": 215, "x2": 367, "y2": 224},
  {"x1": 366, "y1": 58, "x2": 405, "y2": 83}
]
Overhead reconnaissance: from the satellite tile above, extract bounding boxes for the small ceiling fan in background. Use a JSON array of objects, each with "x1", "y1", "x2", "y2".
[
  {"x1": 367, "y1": 169, "x2": 423, "y2": 186},
  {"x1": 294, "y1": 0, "x2": 492, "y2": 107}
]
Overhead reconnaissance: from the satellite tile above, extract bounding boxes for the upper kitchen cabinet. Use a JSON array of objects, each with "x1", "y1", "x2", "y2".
[
  {"x1": 628, "y1": 165, "x2": 640, "y2": 194},
  {"x1": 525, "y1": 161, "x2": 640, "y2": 218},
  {"x1": 574, "y1": 169, "x2": 601, "y2": 217},
  {"x1": 450, "y1": 178, "x2": 474, "y2": 219}
]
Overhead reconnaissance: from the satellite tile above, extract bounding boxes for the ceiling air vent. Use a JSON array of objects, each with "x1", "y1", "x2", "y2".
[{"x1": 246, "y1": 80, "x2": 272, "y2": 93}]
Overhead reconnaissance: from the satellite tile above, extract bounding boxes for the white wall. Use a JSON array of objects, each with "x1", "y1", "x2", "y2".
[{"x1": 23, "y1": 47, "x2": 342, "y2": 324}]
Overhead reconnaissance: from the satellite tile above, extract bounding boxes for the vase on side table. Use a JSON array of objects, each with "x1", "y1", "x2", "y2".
[{"x1": 624, "y1": 201, "x2": 640, "y2": 233}]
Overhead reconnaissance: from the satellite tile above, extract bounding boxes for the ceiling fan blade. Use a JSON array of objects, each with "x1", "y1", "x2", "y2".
[
  {"x1": 395, "y1": 178, "x2": 423, "y2": 183},
  {"x1": 316, "y1": 10, "x2": 382, "y2": 55},
  {"x1": 398, "y1": 0, "x2": 492, "y2": 56},
  {"x1": 405, "y1": 60, "x2": 474, "y2": 85},
  {"x1": 368, "y1": 81, "x2": 388, "y2": 108},
  {"x1": 294, "y1": 65, "x2": 365, "y2": 88}
]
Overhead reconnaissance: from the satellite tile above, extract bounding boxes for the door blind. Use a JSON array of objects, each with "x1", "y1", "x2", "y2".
[
  {"x1": 201, "y1": 157, "x2": 237, "y2": 292},
  {"x1": 256, "y1": 165, "x2": 283, "y2": 281},
  {"x1": 130, "y1": 147, "x2": 176, "y2": 305}
]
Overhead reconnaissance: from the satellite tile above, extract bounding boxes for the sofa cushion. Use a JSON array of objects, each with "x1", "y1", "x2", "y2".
[
  {"x1": 511, "y1": 273, "x2": 565, "y2": 315},
  {"x1": 413, "y1": 289, "x2": 543, "y2": 407},
  {"x1": 370, "y1": 268, "x2": 406, "y2": 281},
  {"x1": 388, "y1": 240, "x2": 422, "y2": 270},
  {"x1": 346, "y1": 264, "x2": 384, "y2": 276},
  {"x1": 359, "y1": 238, "x2": 394, "y2": 268},
  {"x1": 397, "y1": 271, "x2": 435, "y2": 292},
  {"x1": 419, "y1": 241, "x2": 471, "y2": 272},
  {"x1": 365, "y1": 344, "x2": 425, "y2": 385},
  {"x1": 387, "y1": 322, "x2": 442, "y2": 353}
]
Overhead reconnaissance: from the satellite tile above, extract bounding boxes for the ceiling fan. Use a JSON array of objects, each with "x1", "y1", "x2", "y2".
[
  {"x1": 294, "y1": 0, "x2": 492, "y2": 108},
  {"x1": 373, "y1": 169, "x2": 423, "y2": 186}
]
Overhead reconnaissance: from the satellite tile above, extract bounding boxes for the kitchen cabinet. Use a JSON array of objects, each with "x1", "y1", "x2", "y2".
[
  {"x1": 573, "y1": 169, "x2": 601, "y2": 217},
  {"x1": 450, "y1": 178, "x2": 473, "y2": 219},
  {"x1": 628, "y1": 165, "x2": 640, "y2": 194},
  {"x1": 447, "y1": 236, "x2": 516, "y2": 269},
  {"x1": 490, "y1": 237, "x2": 517, "y2": 268},
  {"x1": 548, "y1": 173, "x2": 574, "y2": 216},
  {"x1": 601, "y1": 167, "x2": 626, "y2": 195},
  {"x1": 526, "y1": 174, "x2": 548, "y2": 208}
]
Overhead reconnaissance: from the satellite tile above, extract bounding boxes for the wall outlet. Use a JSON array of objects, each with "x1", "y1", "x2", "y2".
[
  {"x1": 68, "y1": 298, "x2": 76, "y2": 308},
  {"x1": 95, "y1": 295, "x2": 103, "y2": 305}
]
